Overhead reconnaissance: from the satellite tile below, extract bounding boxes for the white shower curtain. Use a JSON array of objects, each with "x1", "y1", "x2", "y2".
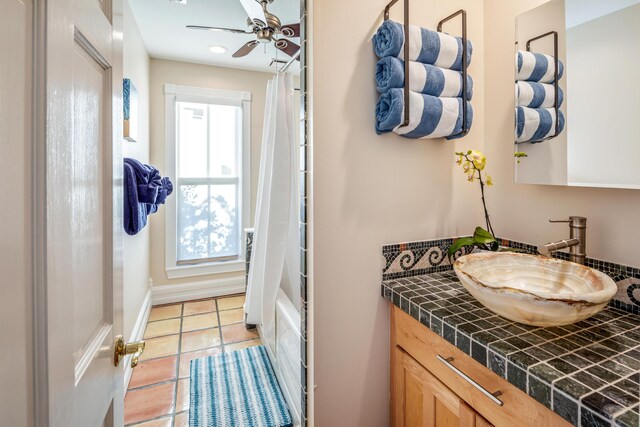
[{"x1": 245, "y1": 73, "x2": 299, "y2": 350}]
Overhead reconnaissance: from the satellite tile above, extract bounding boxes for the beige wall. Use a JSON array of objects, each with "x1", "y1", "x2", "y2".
[
  {"x1": 310, "y1": 0, "x2": 485, "y2": 425},
  {"x1": 0, "y1": 1, "x2": 33, "y2": 424},
  {"x1": 484, "y1": 0, "x2": 640, "y2": 267},
  {"x1": 148, "y1": 59, "x2": 274, "y2": 286},
  {"x1": 123, "y1": 0, "x2": 151, "y2": 342}
]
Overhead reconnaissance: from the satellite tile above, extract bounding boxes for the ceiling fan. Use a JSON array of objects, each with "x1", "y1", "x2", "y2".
[{"x1": 187, "y1": 0, "x2": 301, "y2": 59}]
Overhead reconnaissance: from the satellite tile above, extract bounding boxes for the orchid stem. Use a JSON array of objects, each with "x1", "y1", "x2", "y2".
[
  {"x1": 460, "y1": 152, "x2": 496, "y2": 238},
  {"x1": 478, "y1": 174, "x2": 495, "y2": 237}
]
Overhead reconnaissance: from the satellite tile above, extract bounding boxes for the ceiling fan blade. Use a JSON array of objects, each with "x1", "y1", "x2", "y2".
[
  {"x1": 186, "y1": 25, "x2": 252, "y2": 34},
  {"x1": 233, "y1": 40, "x2": 260, "y2": 58},
  {"x1": 274, "y1": 39, "x2": 300, "y2": 59},
  {"x1": 238, "y1": 0, "x2": 267, "y2": 27},
  {"x1": 280, "y1": 23, "x2": 300, "y2": 38}
]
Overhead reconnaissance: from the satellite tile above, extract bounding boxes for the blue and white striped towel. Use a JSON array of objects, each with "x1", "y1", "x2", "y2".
[
  {"x1": 373, "y1": 20, "x2": 473, "y2": 71},
  {"x1": 516, "y1": 50, "x2": 564, "y2": 83},
  {"x1": 516, "y1": 81, "x2": 564, "y2": 109},
  {"x1": 515, "y1": 106, "x2": 565, "y2": 143},
  {"x1": 376, "y1": 89, "x2": 473, "y2": 139},
  {"x1": 190, "y1": 345, "x2": 292, "y2": 427},
  {"x1": 376, "y1": 57, "x2": 473, "y2": 99}
]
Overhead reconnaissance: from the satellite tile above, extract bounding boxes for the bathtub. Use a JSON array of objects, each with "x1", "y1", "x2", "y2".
[
  {"x1": 244, "y1": 229, "x2": 302, "y2": 424},
  {"x1": 258, "y1": 288, "x2": 301, "y2": 425}
]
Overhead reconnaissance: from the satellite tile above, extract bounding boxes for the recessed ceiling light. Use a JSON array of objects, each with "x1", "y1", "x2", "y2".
[{"x1": 208, "y1": 45, "x2": 228, "y2": 54}]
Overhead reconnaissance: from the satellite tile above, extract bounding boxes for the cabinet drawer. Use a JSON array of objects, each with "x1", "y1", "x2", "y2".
[
  {"x1": 391, "y1": 306, "x2": 571, "y2": 427},
  {"x1": 394, "y1": 346, "x2": 494, "y2": 427}
]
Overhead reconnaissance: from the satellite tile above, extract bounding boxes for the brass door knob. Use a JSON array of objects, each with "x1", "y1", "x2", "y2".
[{"x1": 114, "y1": 335, "x2": 146, "y2": 368}]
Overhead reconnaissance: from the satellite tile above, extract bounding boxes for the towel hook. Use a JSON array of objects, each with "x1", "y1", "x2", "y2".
[{"x1": 384, "y1": 0, "x2": 410, "y2": 128}]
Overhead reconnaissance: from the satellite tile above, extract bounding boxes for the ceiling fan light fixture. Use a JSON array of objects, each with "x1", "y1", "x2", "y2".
[
  {"x1": 188, "y1": 0, "x2": 301, "y2": 60},
  {"x1": 208, "y1": 45, "x2": 228, "y2": 54}
]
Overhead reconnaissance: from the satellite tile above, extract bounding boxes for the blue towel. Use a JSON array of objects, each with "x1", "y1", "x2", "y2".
[
  {"x1": 516, "y1": 50, "x2": 564, "y2": 83},
  {"x1": 516, "y1": 81, "x2": 563, "y2": 109},
  {"x1": 376, "y1": 89, "x2": 473, "y2": 139},
  {"x1": 515, "y1": 106, "x2": 565, "y2": 143},
  {"x1": 373, "y1": 20, "x2": 473, "y2": 71},
  {"x1": 123, "y1": 158, "x2": 173, "y2": 236},
  {"x1": 376, "y1": 57, "x2": 473, "y2": 99},
  {"x1": 156, "y1": 177, "x2": 174, "y2": 205}
]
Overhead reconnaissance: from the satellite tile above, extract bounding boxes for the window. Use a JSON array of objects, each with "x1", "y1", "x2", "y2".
[{"x1": 164, "y1": 84, "x2": 250, "y2": 279}]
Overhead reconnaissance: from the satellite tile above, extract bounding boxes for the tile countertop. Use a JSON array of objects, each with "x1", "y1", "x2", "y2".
[{"x1": 382, "y1": 271, "x2": 640, "y2": 427}]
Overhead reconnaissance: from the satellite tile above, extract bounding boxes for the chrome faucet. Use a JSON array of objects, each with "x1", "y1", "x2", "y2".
[{"x1": 537, "y1": 216, "x2": 587, "y2": 264}]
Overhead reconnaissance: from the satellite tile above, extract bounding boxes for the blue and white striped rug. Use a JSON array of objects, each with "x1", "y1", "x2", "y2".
[{"x1": 190, "y1": 345, "x2": 293, "y2": 427}]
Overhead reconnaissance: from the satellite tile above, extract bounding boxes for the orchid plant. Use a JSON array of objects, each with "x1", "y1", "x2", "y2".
[
  {"x1": 515, "y1": 151, "x2": 528, "y2": 164},
  {"x1": 448, "y1": 150, "x2": 528, "y2": 258},
  {"x1": 448, "y1": 150, "x2": 498, "y2": 257}
]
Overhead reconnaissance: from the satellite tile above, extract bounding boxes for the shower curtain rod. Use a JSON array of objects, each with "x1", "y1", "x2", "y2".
[{"x1": 279, "y1": 50, "x2": 301, "y2": 73}]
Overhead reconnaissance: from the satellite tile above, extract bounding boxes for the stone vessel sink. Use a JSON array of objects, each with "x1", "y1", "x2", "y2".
[{"x1": 453, "y1": 252, "x2": 617, "y2": 327}]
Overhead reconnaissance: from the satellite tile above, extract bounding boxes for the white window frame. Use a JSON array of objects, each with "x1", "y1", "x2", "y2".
[{"x1": 164, "y1": 83, "x2": 251, "y2": 279}]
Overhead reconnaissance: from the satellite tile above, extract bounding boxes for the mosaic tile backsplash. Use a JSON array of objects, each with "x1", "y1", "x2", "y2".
[{"x1": 382, "y1": 237, "x2": 640, "y2": 315}]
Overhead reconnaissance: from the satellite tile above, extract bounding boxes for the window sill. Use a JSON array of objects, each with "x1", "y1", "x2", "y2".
[{"x1": 165, "y1": 259, "x2": 245, "y2": 280}]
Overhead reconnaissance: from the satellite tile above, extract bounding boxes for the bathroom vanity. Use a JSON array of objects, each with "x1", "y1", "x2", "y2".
[
  {"x1": 390, "y1": 306, "x2": 569, "y2": 426},
  {"x1": 384, "y1": 270, "x2": 640, "y2": 427}
]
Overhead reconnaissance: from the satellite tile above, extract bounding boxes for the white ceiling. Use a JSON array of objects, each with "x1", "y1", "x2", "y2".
[
  {"x1": 129, "y1": 0, "x2": 300, "y2": 73},
  {"x1": 565, "y1": 0, "x2": 639, "y2": 28}
]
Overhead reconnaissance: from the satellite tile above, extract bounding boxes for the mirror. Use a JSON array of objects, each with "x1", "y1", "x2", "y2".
[{"x1": 515, "y1": 0, "x2": 640, "y2": 189}]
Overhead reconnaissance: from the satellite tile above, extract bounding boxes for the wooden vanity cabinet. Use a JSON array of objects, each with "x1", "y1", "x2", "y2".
[
  {"x1": 390, "y1": 306, "x2": 571, "y2": 427},
  {"x1": 394, "y1": 346, "x2": 493, "y2": 427}
]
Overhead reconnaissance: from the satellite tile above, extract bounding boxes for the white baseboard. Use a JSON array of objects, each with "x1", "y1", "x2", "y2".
[
  {"x1": 124, "y1": 286, "x2": 152, "y2": 393},
  {"x1": 151, "y1": 276, "x2": 246, "y2": 305}
]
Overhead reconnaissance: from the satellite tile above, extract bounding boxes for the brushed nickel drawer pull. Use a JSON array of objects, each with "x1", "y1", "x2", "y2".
[{"x1": 437, "y1": 355, "x2": 504, "y2": 406}]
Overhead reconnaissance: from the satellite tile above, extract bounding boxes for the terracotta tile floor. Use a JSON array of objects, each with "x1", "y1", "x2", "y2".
[{"x1": 124, "y1": 294, "x2": 261, "y2": 426}]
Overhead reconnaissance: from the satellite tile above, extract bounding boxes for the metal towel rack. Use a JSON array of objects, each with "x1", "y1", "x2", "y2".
[
  {"x1": 384, "y1": 0, "x2": 410, "y2": 128},
  {"x1": 383, "y1": 2, "x2": 470, "y2": 137},
  {"x1": 439, "y1": 10, "x2": 469, "y2": 138},
  {"x1": 525, "y1": 31, "x2": 560, "y2": 143}
]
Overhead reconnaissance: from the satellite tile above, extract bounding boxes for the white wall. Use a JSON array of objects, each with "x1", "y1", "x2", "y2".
[
  {"x1": 484, "y1": 0, "x2": 640, "y2": 268},
  {"x1": 148, "y1": 59, "x2": 275, "y2": 287},
  {"x1": 310, "y1": 0, "x2": 485, "y2": 425},
  {"x1": 566, "y1": 5, "x2": 640, "y2": 187},
  {"x1": 0, "y1": 1, "x2": 33, "y2": 424},
  {"x1": 123, "y1": 0, "x2": 151, "y2": 341}
]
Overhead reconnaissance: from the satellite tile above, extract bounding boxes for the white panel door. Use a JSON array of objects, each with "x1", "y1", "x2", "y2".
[{"x1": 45, "y1": 0, "x2": 124, "y2": 425}]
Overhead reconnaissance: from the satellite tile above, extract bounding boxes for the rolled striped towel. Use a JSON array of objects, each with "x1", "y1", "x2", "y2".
[
  {"x1": 516, "y1": 81, "x2": 564, "y2": 108},
  {"x1": 373, "y1": 20, "x2": 473, "y2": 71},
  {"x1": 516, "y1": 50, "x2": 564, "y2": 83},
  {"x1": 376, "y1": 57, "x2": 473, "y2": 99},
  {"x1": 515, "y1": 106, "x2": 565, "y2": 143},
  {"x1": 376, "y1": 89, "x2": 473, "y2": 140}
]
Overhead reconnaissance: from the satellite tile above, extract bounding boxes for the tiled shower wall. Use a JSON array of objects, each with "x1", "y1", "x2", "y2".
[{"x1": 298, "y1": 0, "x2": 309, "y2": 423}]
